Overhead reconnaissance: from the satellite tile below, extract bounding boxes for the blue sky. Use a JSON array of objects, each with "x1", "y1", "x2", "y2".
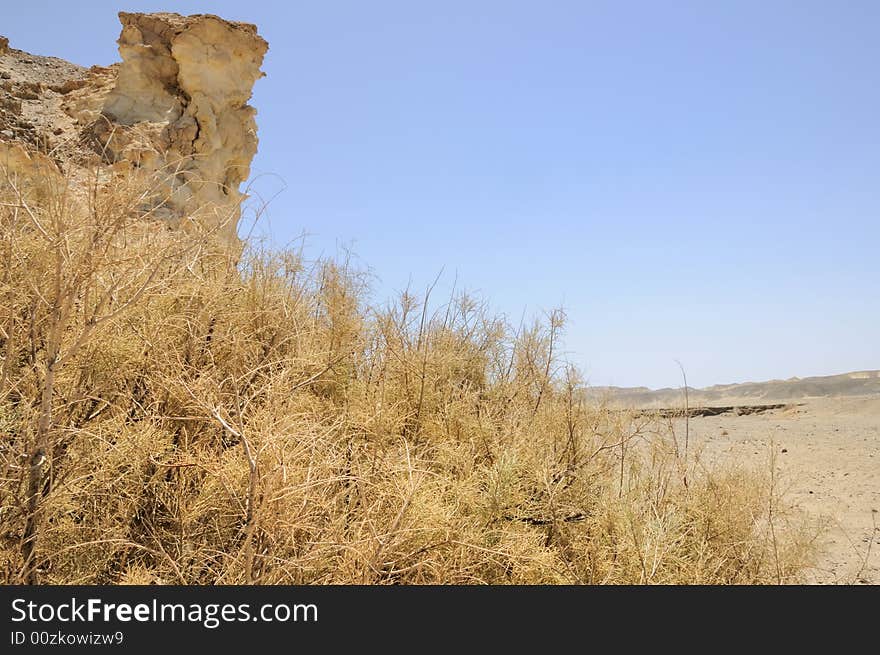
[{"x1": 5, "y1": 1, "x2": 879, "y2": 388}]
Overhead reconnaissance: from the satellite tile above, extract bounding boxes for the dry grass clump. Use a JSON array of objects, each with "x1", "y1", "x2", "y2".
[{"x1": 0, "y1": 164, "x2": 816, "y2": 584}]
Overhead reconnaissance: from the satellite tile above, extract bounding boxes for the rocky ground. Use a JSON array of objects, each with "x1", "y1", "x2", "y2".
[{"x1": 0, "y1": 37, "x2": 106, "y2": 156}]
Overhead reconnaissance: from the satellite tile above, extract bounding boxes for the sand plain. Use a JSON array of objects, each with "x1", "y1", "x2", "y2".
[{"x1": 670, "y1": 396, "x2": 879, "y2": 584}]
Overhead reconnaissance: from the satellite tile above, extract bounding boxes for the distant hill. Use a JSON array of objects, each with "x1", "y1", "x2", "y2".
[{"x1": 587, "y1": 370, "x2": 880, "y2": 407}]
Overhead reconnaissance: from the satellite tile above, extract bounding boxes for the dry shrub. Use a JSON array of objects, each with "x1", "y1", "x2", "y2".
[{"x1": 0, "y1": 163, "x2": 816, "y2": 584}]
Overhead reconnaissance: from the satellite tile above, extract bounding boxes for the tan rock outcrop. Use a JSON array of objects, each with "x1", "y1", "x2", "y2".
[
  {"x1": 0, "y1": 12, "x2": 268, "y2": 248},
  {"x1": 98, "y1": 13, "x2": 268, "y2": 244}
]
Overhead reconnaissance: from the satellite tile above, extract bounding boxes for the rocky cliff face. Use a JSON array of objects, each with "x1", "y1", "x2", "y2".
[{"x1": 0, "y1": 12, "x2": 268, "y2": 247}]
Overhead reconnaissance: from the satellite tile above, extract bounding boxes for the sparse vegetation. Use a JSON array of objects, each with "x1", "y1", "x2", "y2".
[{"x1": 0, "y1": 164, "x2": 816, "y2": 584}]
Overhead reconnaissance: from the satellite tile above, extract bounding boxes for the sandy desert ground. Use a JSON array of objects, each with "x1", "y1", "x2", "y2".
[{"x1": 670, "y1": 396, "x2": 879, "y2": 584}]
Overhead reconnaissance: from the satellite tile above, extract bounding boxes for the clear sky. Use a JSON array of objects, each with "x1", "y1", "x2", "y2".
[{"x1": 5, "y1": 1, "x2": 879, "y2": 389}]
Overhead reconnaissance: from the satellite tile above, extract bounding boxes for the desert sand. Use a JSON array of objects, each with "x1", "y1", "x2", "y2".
[{"x1": 670, "y1": 396, "x2": 879, "y2": 584}]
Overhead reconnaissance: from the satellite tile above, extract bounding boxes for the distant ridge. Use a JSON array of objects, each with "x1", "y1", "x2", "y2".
[{"x1": 588, "y1": 370, "x2": 880, "y2": 407}]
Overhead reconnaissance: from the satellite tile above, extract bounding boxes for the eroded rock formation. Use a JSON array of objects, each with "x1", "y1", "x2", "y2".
[{"x1": 0, "y1": 12, "x2": 268, "y2": 247}]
